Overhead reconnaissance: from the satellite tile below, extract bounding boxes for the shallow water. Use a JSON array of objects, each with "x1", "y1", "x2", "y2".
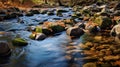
[{"x1": 0, "y1": 7, "x2": 80, "y2": 67}]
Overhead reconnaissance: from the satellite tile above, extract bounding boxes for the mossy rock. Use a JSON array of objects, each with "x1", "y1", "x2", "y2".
[
  {"x1": 12, "y1": 38, "x2": 28, "y2": 46},
  {"x1": 25, "y1": 12, "x2": 34, "y2": 16},
  {"x1": 29, "y1": 33, "x2": 36, "y2": 39},
  {"x1": 51, "y1": 25, "x2": 65, "y2": 33},
  {"x1": 29, "y1": 33, "x2": 46, "y2": 40},
  {"x1": 94, "y1": 16, "x2": 112, "y2": 30},
  {"x1": 35, "y1": 26, "x2": 42, "y2": 33}
]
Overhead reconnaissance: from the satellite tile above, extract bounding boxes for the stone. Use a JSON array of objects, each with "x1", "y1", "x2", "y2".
[
  {"x1": 25, "y1": 12, "x2": 34, "y2": 16},
  {"x1": 114, "y1": 2, "x2": 120, "y2": 10},
  {"x1": 29, "y1": 10, "x2": 40, "y2": 14},
  {"x1": 35, "y1": 33, "x2": 46, "y2": 40},
  {"x1": 12, "y1": 38, "x2": 28, "y2": 46},
  {"x1": 66, "y1": 27, "x2": 84, "y2": 38},
  {"x1": 94, "y1": 16, "x2": 112, "y2": 30},
  {"x1": 50, "y1": 25, "x2": 65, "y2": 33},
  {"x1": 40, "y1": 10, "x2": 48, "y2": 14},
  {"x1": 0, "y1": 42, "x2": 11, "y2": 57},
  {"x1": 83, "y1": 62, "x2": 96, "y2": 67},
  {"x1": 57, "y1": 9, "x2": 68, "y2": 13},
  {"x1": 35, "y1": 26, "x2": 42, "y2": 33},
  {"x1": 94, "y1": 36, "x2": 102, "y2": 42},
  {"x1": 29, "y1": 33, "x2": 46, "y2": 40},
  {"x1": 56, "y1": 12, "x2": 63, "y2": 17},
  {"x1": 42, "y1": 27, "x2": 52, "y2": 35},
  {"x1": 47, "y1": 12, "x2": 54, "y2": 15}
]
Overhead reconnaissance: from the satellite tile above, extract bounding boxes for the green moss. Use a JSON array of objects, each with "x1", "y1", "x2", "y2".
[
  {"x1": 51, "y1": 25, "x2": 65, "y2": 33},
  {"x1": 12, "y1": 38, "x2": 28, "y2": 46},
  {"x1": 29, "y1": 34, "x2": 35, "y2": 39},
  {"x1": 35, "y1": 26, "x2": 42, "y2": 33}
]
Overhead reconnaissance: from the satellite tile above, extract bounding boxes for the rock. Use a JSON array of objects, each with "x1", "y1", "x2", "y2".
[
  {"x1": 56, "y1": 11, "x2": 63, "y2": 17},
  {"x1": 47, "y1": 12, "x2": 54, "y2": 15},
  {"x1": 85, "y1": 42, "x2": 94, "y2": 47},
  {"x1": 42, "y1": 27, "x2": 52, "y2": 35},
  {"x1": 0, "y1": 42, "x2": 11, "y2": 57},
  {"x1": 4, "y1": 13, "x2": 17, "y2": 19},
  {"x1": 35, "y1": 26, "x2": 42, "y2": 33},
  {"x1": 12, "y1": 38, "x2": 28, "y2": 46},
  {"x1": 103, "y1": 55, "x2": 119, "y2": 61},
  {"x1": 40, "y1": 10, "x2": 48, "y2": 14},
  {"x1": 94, "y1": 16, "x2": 112, "y2": 30},
  {"x1": 114, "y1": 2, "x2": 120, "y2": 10},
  {"x1": 94, "y1": 36, "x2": 102, "y2": 42},
  {"x1": 66, "y1": 27, "x2": 84, "y2": 38},
  {"x1": 78, "y1": 23, "x2": 85, "y2": 29},
  {"x1": 83, "y1": 62, "x2": 96, "y2": 67},
  {"x1": 29, "y1": 10, "x2": 40, "y2": 14},
  {"x1": 57, "y1": 9, "x2": 68, "y2": 13},
  {"x1": 101, "y1": 63, "x2": 112, "y2": 67},
  {"x1": 35, "y1": 33, "x2": 46, "y2": 40},
  {"x1": 29, "y1": 33, "x2": 46, "y2": 40},
  {"x1": 25, "y1": 12, "x2": 34, "y2": 16},
  {"x1": 113, "y1": 10, "x2": 120, "y2": 16},
  {"x1": 50, "y1": 25, "x2": 65, "y2": 33}
]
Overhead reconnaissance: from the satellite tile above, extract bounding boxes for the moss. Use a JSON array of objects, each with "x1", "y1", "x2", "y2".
[
  {"x1": 12, "y1": 38, "x2": 28, "y2": 46},
  {"x1": 35, "y1": 26, "x2": 42, "y2": 33},
  {"x1": 29, "y1": 34, "x2": 35, "y2": 39},
  {"x1": 51, "y1": 25, "x2": 65, "y2": 33}
]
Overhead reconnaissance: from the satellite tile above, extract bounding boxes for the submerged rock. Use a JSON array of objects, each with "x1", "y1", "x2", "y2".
[
  {"x1": 12, "y1": 38, "x2": 28, "y2": 46},
  {"x1": 0, "y1": 42, "x2": 11, "y2": 57}
]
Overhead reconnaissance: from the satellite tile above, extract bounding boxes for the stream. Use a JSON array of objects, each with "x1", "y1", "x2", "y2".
[{"x1": 0, "y1": 7, "x2": 83, "y2": 67}]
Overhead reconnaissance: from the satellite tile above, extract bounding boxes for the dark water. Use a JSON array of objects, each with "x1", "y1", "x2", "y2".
[{"x1": 0, "y1": 7, "x2": 82, "y2": 67}]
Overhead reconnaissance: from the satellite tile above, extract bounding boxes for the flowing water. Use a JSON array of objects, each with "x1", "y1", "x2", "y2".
[{"x1": 0, "y1": 7, "x2": 83, "y2": 67}]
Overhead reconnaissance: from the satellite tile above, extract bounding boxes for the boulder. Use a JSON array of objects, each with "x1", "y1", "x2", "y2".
[
  {"x1": 113, "y1": 10, "x2": 120, "y2": 16},
  {"x1": 47, "y1": 12, "x2": 54, "y2": 15},
  {"x1": 56, "y1": 12, "x2": 63, "y2": 17},
  {"x1": 57, "y1": 9, "x2": 68, "y2": 13},
  {"x1": 35, "y1": 26, "x2": 42, "y2": 33},
  {"x1": 66, "y1": 27, "x2": 84, "y2": 38},
  {"x1": 94, "y1": 16, "x2": 112, "y2": 30},
  {"x1": 0, "y1": 42, "x2": 11, "y2": 57},
  {"x1": 29, "y1": 33, "x2": 46, "y2": 40},
  {"x1": 114, "y1": 2, "x2": 120, "y2": 10},
  {"x1": 40, "y1": 10, "x2": 48, "y2": 14},
  {"x1": 4, "y1": 13, "x2": 17, "y2": 19},
  {"x1": 42, "y1": 27, "x2": 52, "y2": 35},
  {"x1": 50, "y1": 25, "x2": 65, "y2": 33},
  {"x1": 29, "y1": 10, "x2": 40, "y2": 14},
  {"x1": 25, "y1": 12, "x2": 34, "y2": 16},
  {"x1": 12, "y1": 38, "x2": 28, "y2": 46},
  {"x1": 83, "y1": 62, "x2": 96, "y2": 67}
]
